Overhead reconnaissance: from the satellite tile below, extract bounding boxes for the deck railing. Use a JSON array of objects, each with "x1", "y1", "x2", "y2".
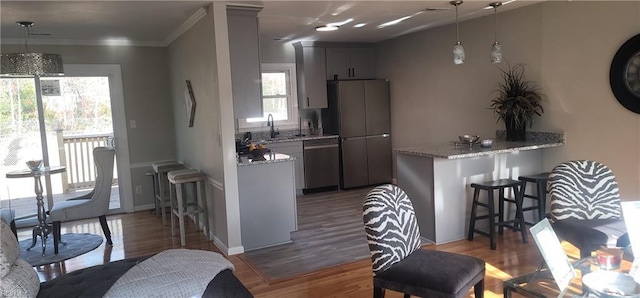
[{"x1": 56, "y1": 130, "x2": 118, "y2": 192}]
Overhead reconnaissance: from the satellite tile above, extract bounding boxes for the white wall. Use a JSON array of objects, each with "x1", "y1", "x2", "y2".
[{"x1": 378, "y1": 1, "x2": 640, "y2": 199}]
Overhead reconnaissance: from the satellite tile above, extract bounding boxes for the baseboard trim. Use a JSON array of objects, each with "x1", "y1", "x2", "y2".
[
  {"x1": 213, "y1": 235, "x2": 244, "y2": 256},
  {"x1": 133, "y1": 204, "x2": 155, "y2": 212}
]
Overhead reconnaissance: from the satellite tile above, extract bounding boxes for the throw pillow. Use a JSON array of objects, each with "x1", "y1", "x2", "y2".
[
  {"x1": 0, "y1": 258, "x2": 40, "y2": 298},
  {"x1": 0, "y1": 221, "x2": 19, "y2": 278}
]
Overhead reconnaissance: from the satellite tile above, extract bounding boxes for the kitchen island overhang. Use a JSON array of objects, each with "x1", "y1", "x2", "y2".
[{"x1": 394, "y1": 132, "x2": 564, "y2": 245}]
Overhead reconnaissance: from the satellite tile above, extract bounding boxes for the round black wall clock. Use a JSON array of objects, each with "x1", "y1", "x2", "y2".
[{"x1": 610, "y1": 33, "x2": 640, "y2": 114}]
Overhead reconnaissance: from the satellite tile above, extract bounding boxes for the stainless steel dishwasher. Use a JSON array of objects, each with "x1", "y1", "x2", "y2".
[{"x1": 303, "y1": 138, "x2": 339, "y2": 192}]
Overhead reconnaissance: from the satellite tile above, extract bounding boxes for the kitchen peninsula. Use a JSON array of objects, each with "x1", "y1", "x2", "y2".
[
  {"x1": 237, "y1": 152, "x2": 297, "y2": 251},
  {"x1": 394, "y1": 132, "x2": 564, "y2": 245}
]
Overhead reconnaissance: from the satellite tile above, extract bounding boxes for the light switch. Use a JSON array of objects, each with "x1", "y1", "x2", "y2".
[{"x1": 130, "y1": 120, "x2": 136, "y2": 128}]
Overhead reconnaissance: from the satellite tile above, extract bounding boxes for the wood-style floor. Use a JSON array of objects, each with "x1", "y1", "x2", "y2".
[
  {"x1": 22, "y1": 188, "x2": 582, "y2": 298},
  {"x1": 240, "y1": 187, "x2": 372, "y2": 283}
]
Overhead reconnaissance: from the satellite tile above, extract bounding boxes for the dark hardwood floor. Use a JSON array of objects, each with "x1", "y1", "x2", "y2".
[{"x1": 20, "y1": 187, "x2": 583, "y2": 297}]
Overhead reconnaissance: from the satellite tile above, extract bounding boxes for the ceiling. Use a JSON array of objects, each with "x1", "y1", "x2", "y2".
[{"x1": 0, "y1": 1, "x2": 542, "y2": 47}]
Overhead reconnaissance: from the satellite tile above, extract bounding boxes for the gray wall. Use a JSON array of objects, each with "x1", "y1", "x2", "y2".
[
  {"x1": 0, "y1": 44, "x2": 176, "y2": 208},
  {"x1": 167, "y1": 6, "x2": 229, "y2": 247},
  {"x1": 260, "y1": 39, "x2": 295, "y2": 63},
  {"x1": 378, "y1": 1, "x2": 640, "y2": 199}
]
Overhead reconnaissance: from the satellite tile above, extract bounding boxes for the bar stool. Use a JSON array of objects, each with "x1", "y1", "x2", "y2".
[
  {"x1": 146, "y1": 172, "x2": 156, "y2": 214},
  {"x1": 467, "y1": 179, "x2": 528, "y2": 250},
  {"x1": 168, "y1": 169, "x2": 208, "y2": 247},
  {"x1": 518, "y1": 172, "x2": 550, "y2": 225},
  {"x1": 152, "y1": 161, "x2": 185, "y2": 225}
]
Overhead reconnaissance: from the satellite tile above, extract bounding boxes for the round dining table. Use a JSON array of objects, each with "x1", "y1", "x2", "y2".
[{"x1": 6, "y1": 166, "x2": 66, "y2": 256}]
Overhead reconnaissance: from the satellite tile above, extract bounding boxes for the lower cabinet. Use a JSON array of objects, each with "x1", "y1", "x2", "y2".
[
  {"x1": 267, "y1": 141, "x2": 304, "y2": 191},
  {"x1": 237, "y1": 160, "x2": 297, "y2": 251}
]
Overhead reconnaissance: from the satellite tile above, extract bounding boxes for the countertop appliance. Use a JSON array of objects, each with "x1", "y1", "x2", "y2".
[
  {"x1": 322, "y1": 79, "x2": 392, "y2": 189},
  {"x1": 303, "y1": 138, "x2": 339, "y2": 192}
]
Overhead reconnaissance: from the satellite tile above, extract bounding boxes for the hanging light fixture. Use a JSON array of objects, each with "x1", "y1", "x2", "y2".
[
  {"x1": 489, "y1": 2, "x2": 503, "y2": 63},
  {"x1": 1, "y1": 21, "x2": 64, "y2": 76},
  {"x1": 450, "y1": 0, "x2": 464, "y2": 65}
]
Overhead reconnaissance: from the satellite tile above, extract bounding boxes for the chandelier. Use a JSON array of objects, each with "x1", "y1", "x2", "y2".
[{"x1": 1, "y1": 21, "x2": 64, "y2": 76}]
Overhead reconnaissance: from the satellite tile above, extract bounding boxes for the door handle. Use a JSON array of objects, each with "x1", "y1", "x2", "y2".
[
  {"x1": 351, "y1": 68, "x2": 355, "y2": 77},
  {"x1": 304, "y1": 144, "x2": 338, "y2": 150},
  {"x1": 307, "y1": 97, "x2": 310, "y2": 107}
]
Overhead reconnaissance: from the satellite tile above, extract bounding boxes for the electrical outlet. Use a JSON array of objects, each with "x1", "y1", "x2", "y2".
[{"x1": 135, "y1": 185, "x2": 142, "y2": 194}]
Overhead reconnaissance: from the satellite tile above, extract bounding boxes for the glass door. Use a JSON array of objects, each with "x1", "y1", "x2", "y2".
[
  {"x1": 0, "y1": 77, "x2": 50, "y2": 227},
  {"x1": 0, "y1": 73, "x2": 123, "y2": 227}
]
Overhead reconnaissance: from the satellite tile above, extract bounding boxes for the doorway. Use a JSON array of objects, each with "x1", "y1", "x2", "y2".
[{"x1": 0, "y1": 64, "x2": 133, "y2": 227}]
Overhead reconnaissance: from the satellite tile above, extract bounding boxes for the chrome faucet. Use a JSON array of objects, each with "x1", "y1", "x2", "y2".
[{"x1": 267, "y1": 113, "x2": 279, "y2": 138}]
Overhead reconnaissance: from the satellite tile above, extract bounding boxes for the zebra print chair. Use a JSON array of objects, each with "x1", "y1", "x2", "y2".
[
  {"x1": 362, "y1": 184, "x2": 485, "y2": 298},
  {"x1": 549, "y1": 160, "x2": 629, "y2": 258}
]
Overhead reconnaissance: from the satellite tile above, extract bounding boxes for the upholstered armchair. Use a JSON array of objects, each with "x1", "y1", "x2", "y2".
[
  {"x1": 549, "y1": 160, "x2": 629, "y2": 258},
  {"x1": 48, "y1": 147, "x2": 116, "y2": 254},
  {"x1": 362, "y1": 184, "x2": 485, "y2": 298}
]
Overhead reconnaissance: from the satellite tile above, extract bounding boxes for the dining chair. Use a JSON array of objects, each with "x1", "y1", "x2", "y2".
[
  {"x1": 48, "y1": 147, "x2": 115, "y2": 254},
  {"x1": 549, "y1": 160, "x2": 629, "y2": 258},
  {"x1": 362, "y1": 184, "x2": 485, "y2": 298}
]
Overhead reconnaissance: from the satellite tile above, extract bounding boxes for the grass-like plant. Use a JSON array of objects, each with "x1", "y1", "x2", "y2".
[{"x1": 489, "y1": 63, "x2": 547, "y2": 129}]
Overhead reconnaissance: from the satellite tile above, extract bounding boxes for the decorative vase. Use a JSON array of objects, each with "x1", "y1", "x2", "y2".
[{"x1": 505, "y1": 116, "x2": 526, "y2": 141}]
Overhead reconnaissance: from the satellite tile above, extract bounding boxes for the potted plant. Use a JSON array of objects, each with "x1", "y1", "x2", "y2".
[{"x1": 489, "y1": 63, "x2": 547, "y2": 141}]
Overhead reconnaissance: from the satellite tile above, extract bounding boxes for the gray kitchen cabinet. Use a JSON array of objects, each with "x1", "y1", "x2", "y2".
[
  {"x1": 267, "y1": 141, "x2": 304, "y2": 191},
  {"x1": 237, "y1": 159, "x2": 297, "y2": 251},
  {"x1": 228, "y1": 5, "x2": 263, "y2": 119},
  {"x1": 293, "y1": 42, "x2": 327, "y2": 109},
  {"x1": 326, "y1": 46, "x2": 375, "y2": 80}
]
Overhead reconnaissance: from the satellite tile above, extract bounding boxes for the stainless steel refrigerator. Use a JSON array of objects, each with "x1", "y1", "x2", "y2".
[{"x1": 322, "y1": 79, "x2": 392, "y2": 189}]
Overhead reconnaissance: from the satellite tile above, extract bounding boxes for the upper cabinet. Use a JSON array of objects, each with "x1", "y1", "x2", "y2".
[
  {"x1": 326, "y1": 46, "x2": 375, "y2": 80},
  {"x1": 293, "y1": 42, "x2": 328, "y2": 109},
  {"x1": 228, "y1": 5, "x2": 263, "y2": 119}
]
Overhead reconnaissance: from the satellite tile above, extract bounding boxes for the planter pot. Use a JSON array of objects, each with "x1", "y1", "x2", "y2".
[{"x1": 505, "y1": 116, "x2": 526, "y2": 141}]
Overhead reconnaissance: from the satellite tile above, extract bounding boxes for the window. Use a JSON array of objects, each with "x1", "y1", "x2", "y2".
[{"x1": 238, "y1": 63, "x2": 298, "y2": 130}]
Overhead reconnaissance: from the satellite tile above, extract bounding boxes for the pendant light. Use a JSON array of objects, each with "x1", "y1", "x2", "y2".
[
  {"x1": 450, "y1": 0, "x2": 464, "y2": 65},
  {"x1": 489, "y1": 2, "x2": 503, "y2": 64},
  {"x1": 1, "y1": 21, "x2": 64, "y2": 76}
]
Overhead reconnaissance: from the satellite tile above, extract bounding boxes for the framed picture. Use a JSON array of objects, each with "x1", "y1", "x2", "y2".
[
  {"x1": 529, "y1": 218, "x2": 575, "y2": 293},
  {"x1": 184, "y1": 80, "x2": 196, "y2": 127},
  {"x1": 41, "y1": 79, "x2": 61, "y2": 96}
]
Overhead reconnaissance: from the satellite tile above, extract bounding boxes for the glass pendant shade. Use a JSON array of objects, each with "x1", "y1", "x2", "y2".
[
  {"x1": 489, "y1": 2, "x2": 503, "y2": 64},
  {"x1": 1, "y1": 53, "x2": 64, "y2": 76},
  {"x1": 490, "y1": 41, "x2": 502, "y2": 64},
  {"x1": 451, "y1": 0, "x2": 464, "y2": 65},
  {"x1": 453, "y1": 42, "x2": 465, "y2": 65}
]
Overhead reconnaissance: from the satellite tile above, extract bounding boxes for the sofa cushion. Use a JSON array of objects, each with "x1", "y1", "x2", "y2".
[
  {"x1": 0, "y1": 221, "x2": 19, "y2": 278},
  {"x1": 38, "y1": 256, "x2": 149, "y2": 298},
  {"x1": 0, "y1": 258, "x2": 40, "y2": 298}
]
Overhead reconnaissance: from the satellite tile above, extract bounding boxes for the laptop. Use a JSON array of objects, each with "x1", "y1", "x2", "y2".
[
  {"x1": 621, "y1": 201, "x2": 640, "y2": 282},
  {"x1": 529, "y1": 218, "x2": 576, "y2": 294}
]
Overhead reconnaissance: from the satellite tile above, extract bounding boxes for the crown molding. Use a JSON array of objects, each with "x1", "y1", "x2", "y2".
[
  {"x1": 163, "y1": 7, "x2": 208, "y2": 47},
  {"x1": 1, "y1": 6, "x2": 209, "y2": 48},
  {"x1": 1, "y1": 38, "x2": 164, "y2": 47}
]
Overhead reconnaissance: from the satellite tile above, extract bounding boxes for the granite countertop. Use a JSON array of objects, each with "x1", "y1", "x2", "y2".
[
  {"x1": 237, "y1": 152, "x2": 295, "y2": 166},
  {"x1": 394, "y1": 131, "x2": 565, "y2": 160}
]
